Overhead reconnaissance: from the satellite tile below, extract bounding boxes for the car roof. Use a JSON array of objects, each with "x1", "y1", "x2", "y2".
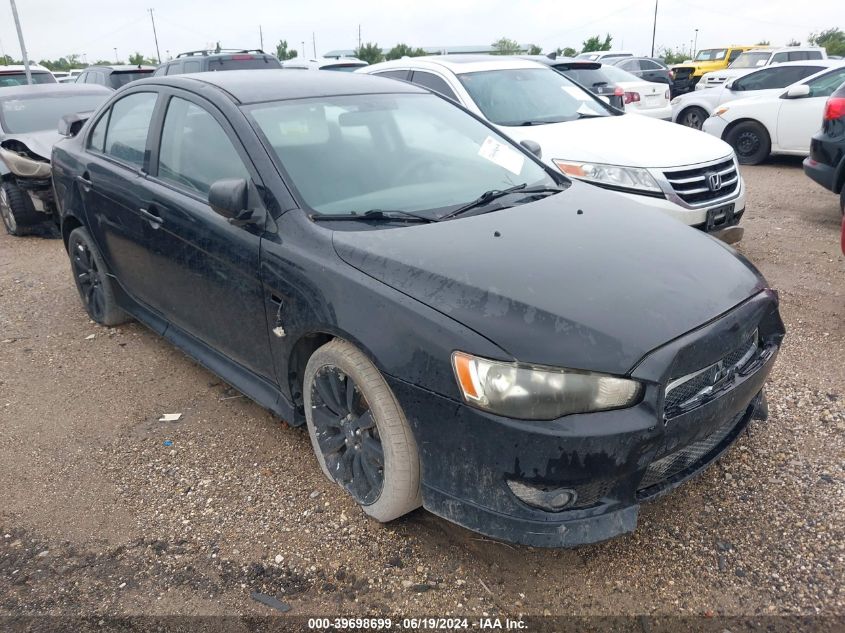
[
  {"x1": 0, "y1": 64, "x2": 52, "y2": 73},
  {"x1": 363, "y1": 55, "x2": 546, "y2": 75},
  {"x1": 130, "y1": 69, "x2": 428, "y2": 104},
  {"x1": 87, "y1": 65, "x2": 156, "y2": 72},
  {"x1": 0, "y1": 83, "x2": 112, "y2": 99}
]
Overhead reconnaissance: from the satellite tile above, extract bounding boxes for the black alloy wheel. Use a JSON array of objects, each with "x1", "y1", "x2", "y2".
[
  {"x1": 71, "y1": 238, "x2": 107, "y2": 322},
  {"x1": 310, "y1": 365, "x2": 385, "y2": 505}
]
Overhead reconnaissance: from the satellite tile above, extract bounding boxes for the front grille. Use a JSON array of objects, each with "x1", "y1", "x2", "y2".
[
  {"x1": 570, "y1": 479, "x2": 612, "y2": 509},
  {"x1": 673, "y1": 67, "x2": 694, "y2": 80},
  {"x1": 663, "y1": 158, "x2": 739, "y2": 205},
  {"x1": 638, "y1": 409, "x2": 745, "y2": 491},
  {"x1": 663, "y1": 331, "x2": 758, "y2": 417}
]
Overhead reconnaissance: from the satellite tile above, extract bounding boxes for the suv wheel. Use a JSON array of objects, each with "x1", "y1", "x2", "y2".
[
  {"x1": 679, "y1": 106, "x2": 708, "y2": 130},
  {"x1": 304, "y1": 339, "x2": 421, "y2": 522},
  {"x1": 67, "y1": 227, "x2": 130, "y2": 326},
  {"x1": 725, "y1": 121, "x2": 771, "y2": 165},
  {"x1": 0, "y1": 182, "x2": 42, "y2": 236}
]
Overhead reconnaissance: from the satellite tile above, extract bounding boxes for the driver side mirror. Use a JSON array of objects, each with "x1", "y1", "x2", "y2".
[
  {"x1": 58, "y1": 112, "x2": 90, "y2": 138},
  {"x1": 208, "y1": 178, "x2": 254, "y2": 225},
  {"x1": 725, "y1": 79, "x2": 736, "y2": 90},
  {"x1": 783, "y1": 84, "x2": 811, "y2": 99},
  {"x1": 520, "y1": 140, "x2": 542, "y2": 159}
]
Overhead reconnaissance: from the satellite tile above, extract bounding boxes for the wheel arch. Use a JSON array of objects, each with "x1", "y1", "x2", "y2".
[
  {"x1": 721, "y1": 116, "x2": 770, "y2": 142},
  {"x1": 60, "y1": 213, "x2": 84, "y2": 251}
]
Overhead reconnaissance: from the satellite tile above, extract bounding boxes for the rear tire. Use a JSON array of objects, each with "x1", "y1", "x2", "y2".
[
  {"x1": 725, "y1": 121, "x2": 771, "y2": 165},
  {"x1": 678, "y1": 106, "x2": 709, "y2": 130},
  {"x1": 67, "y1": 227, "x2": 130, "y2": 326},
  {"x1": 0, "y1": 181, "x2": 42, "y2": 236},
  {"x1": 303, "y1": 339, "x2": 421, "y2": 523}
]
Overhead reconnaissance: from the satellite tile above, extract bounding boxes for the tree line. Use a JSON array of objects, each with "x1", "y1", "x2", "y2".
[{"x1": 4, "y1": 27, "x2": 843, "y2": 71}]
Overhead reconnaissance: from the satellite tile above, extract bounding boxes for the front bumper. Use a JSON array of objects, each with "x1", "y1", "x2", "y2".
[
  {"x1": 702, "y1": 115, "x2": 729, "y2": 140},
  {"x1": 389, "y1": 290, "x2": 784, "y2": 547}
]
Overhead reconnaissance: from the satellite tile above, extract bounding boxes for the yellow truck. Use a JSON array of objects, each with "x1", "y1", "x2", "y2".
[{"x1": 670, "y1": 46, "x2": 758, "y2": 94}]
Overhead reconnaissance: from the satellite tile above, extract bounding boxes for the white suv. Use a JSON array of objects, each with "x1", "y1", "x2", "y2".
[
  {"x1": 359, "y1": 56, "x2": 747, "y2": 242},
  {"x1": 697, "y1": 47, "x2": 827, "y2": 90}
]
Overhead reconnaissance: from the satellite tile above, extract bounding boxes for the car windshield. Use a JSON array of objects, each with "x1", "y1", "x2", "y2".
[
  {"x1": 576, "y1": 53, "x2": 602, "y2": 61},
  {"x1": 0, "y1": 72, "x2": 56, "y2": 88},
  {"x1": 247, "y1": 93, "x2": 557, "y2": 218},
  {"x1": 0, "y1": 93, "x2": 107, "y2": 133},
  {"x1": 694, "y1": 49, "x2": 727, "y2": 62},
  {"x1": 458, "y1": 68, "x2": 610, "y2": 126},
  {"x1": 593, "y1": 65, "x2": 640, "y2": 83},
  {"x1": 729, "y1": 52, "x2": 772, "y2": 68},
  {"x1": 110, "y1": 71, "x2": 153, "y2": 88}
]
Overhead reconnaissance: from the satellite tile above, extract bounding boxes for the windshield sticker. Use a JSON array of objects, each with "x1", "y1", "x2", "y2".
[{"x1": 477, "y1": 136, "x2": 524, "y2": 176}]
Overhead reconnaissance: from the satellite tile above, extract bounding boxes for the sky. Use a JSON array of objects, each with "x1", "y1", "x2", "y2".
[{"x1": 0, "y1": 0, "x2": 839, "y2": 64}]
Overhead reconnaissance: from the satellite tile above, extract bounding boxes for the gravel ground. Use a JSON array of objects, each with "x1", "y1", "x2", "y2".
[{"x1": 1, "y1": 157, "x2": 843, "y2": 620}]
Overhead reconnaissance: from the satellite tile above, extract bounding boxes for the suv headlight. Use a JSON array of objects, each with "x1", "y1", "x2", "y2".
[
  {"x1": 552, "y1": 160, "x2": 662, "y2": 195},
  {"x1": 452, "y1": 352, "x2": 642, "y2": 420}
]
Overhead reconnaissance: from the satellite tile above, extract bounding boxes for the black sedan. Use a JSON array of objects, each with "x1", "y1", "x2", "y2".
[
  {"x1": 52, "y1": 70, "x2": 784, "y2": 547},
  {"x1": 804, "y1": 82, "x2": 845, "y2": 215}
]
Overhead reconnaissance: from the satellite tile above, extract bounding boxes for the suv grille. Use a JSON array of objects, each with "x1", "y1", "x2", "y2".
[
  {"x1": 663, "y1": 158, "x2": 739, "y2": 205},
  {"x1": 663, "y1": 331, "x2": 758, "y2": 418},
  {"x1": 638, "y1": 409, "x2": 745, "y2": 492}
]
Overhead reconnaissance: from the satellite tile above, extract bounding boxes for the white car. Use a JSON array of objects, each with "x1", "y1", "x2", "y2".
[
  {"x1": 282, "y1": 57, "x2": 368, "y2": 72},
  {"x1": 593, "y1": 64, "x2": 671, "y2": 119},
  {"x1": 672, "y1": 60, "x2": 839, "y2": 129},
  {"x1": 697, "y1": 47, "x2": 827, "y2": 90},
  {"x1": 702, "y1": 64, "x2": 845, "y2": 164},
  {"x1": 359, "y1": 56, "x2": 746, "y2": 241}
]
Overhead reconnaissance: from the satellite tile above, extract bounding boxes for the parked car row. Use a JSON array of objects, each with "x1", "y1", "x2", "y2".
[{"x1": 41, "y1": 69, "x2": 783, "y2": 547}]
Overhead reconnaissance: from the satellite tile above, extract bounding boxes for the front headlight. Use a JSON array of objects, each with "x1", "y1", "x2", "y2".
[
  {"x1": 552, "y1": 160, "x2": 662, "y2": 194},
  {"x1": 0, "y1": 147, "x2": 51, "y2": 178},
  {"x1": 452, "y1": 352, "x2": 642, "y2": 420}
]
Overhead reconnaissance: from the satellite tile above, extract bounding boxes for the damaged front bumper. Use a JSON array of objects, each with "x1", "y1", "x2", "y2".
[{"x1": 389, "y1": 290, "x2": 784, "y2": 548}]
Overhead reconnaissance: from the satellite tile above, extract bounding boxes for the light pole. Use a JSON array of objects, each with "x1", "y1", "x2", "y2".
[
  {"x1": 9, "y1": 0, "x2": 31, "y2": 84},
  {"x1": 694, "y1": 29, "x2": 699, "y2": 57},
  {"x1": 114, "y1": 47, "x2": 118, "y2": 63},
  {"x1": 149, "y1": 9, "x2": 161, "y2": 64},
  {"x1": 650, "y1": 0, "x2": 658, "y2": 57}
]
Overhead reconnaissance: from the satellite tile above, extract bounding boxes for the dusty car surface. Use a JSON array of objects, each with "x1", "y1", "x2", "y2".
[
  {"x1": 0, "y1": 83, "x2": 111, "y2": 235},
  {"x1": 52, "y1": 70, "x2": 784, "y2": 547}
]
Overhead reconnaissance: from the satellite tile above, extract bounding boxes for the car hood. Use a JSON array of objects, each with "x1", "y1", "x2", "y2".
[
  {"x1": 499, "y1": 114, "x2": 734, "y2": 168},
  {"x1": 0, "y1": 129, "x2": 60, "y2": 161},
  {"x1": 332, "y1": 182, "x2": 765, "y2": 375}
]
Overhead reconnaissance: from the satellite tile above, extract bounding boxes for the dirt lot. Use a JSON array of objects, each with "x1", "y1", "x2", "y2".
[{"x1": 1, "y1": 157, "x2": 843, "y2": 621}]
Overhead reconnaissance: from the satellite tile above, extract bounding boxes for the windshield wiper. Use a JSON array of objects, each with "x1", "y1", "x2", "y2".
[
  {"x1": 311, "y1": 209, "x2": 435, "y2": 223},
  {"x1": 439, "y1": 184, "x2": 563, "y2": 221}
]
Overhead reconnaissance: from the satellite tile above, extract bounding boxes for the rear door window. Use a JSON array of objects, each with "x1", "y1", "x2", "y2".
[
  {"x1": 101, "y1": 92, "x2": 158, "y2": 168},
  {"x1": 156, "y1": 96, "x2": 249, "y2": 196},
  {"x1": 409, "y1": 71, "x2": 459, "y2": 102},
  {"x1": 182, "y1": 60, "x2": 202, "y2": 73},
  {"x1": 771, "y1": 52, "x2": 789, "y2": 63}
]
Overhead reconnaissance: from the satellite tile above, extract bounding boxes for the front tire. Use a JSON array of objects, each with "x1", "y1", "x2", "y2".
[
  {"x1": 678, "y1": 106, "x2": 708, "y2": 130},
  {"x1": 67, "y1": 227, "x2": 130, "y2": 326},
  {"x1": 0, "y1": 181, "x2": 42, "y2": 236},
  {"x1": 304, "y1": 339, "x2": 421, "y2": 522},
  {"x1": 725, "y1": 121, "x2": 771, "y2": 165}
]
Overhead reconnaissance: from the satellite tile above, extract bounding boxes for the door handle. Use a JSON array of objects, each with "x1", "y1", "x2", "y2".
[
  {"x1": 138, "y1": 207, "x2": 164, "y2": 228},
  {"x1": 76, "y1": 174, "x2": 93, "y2": 191}
]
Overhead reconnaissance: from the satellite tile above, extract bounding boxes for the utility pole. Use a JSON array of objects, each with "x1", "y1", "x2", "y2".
[
  {"x1": 650, "y1": 0, "x2": 658, "y2": 57},
  {"x1": 312, "y1": 32, "x2": 316, "y2": 58},
  {"x1": 9, "y1": 0, "x2": 31, "y2": 85},
  {"x1": 301, "y1": 41, "x2": 305, "y2": 59},
  {"x1": 358, "y1": 24, "x2": 361, "y2": 50},
  {"x1": 259, "y1": 25, "x2": 264, "y2": 51},
  {"x1": 694, "y1": 29, "x2": 699, "y2": 57},
  {"x1": 149, "y1": 9, "x2": 161, "y2": 63},
  {"x1": 114, "y1": 47, "x2": 118, "y2": 63}
]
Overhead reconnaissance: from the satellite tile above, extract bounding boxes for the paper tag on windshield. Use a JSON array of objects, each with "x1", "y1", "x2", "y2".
[{"x1": 478, "y1": 136, "x2": 525, "y2": 175}]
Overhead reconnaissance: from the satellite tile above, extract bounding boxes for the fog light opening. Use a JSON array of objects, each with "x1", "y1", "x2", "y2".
[{"x1": 506, "y1": 479, "x2": 577, "y2": 512}]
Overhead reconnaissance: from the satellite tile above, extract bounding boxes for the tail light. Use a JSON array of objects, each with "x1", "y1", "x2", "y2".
[
  {"x1": 665, "y1": 89, "x2": 671, "y2": 100},
  {"x1": 614, "y1": 86, "x2": 624, "y2": 97},
  {"x1": 624, "y1": 91, "x2": 640, "y2": 104},
  {"x1": 823, "y1": 97, "x2": 845, "y2": 121}
]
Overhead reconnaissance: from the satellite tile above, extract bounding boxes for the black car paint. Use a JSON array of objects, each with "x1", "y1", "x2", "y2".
[
  {"x1": 804, "y1": 84, "x2": 845, "y2": 200},
  {"x1": 52, "y1": 71, "x2": 784, "y2": 547}
]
